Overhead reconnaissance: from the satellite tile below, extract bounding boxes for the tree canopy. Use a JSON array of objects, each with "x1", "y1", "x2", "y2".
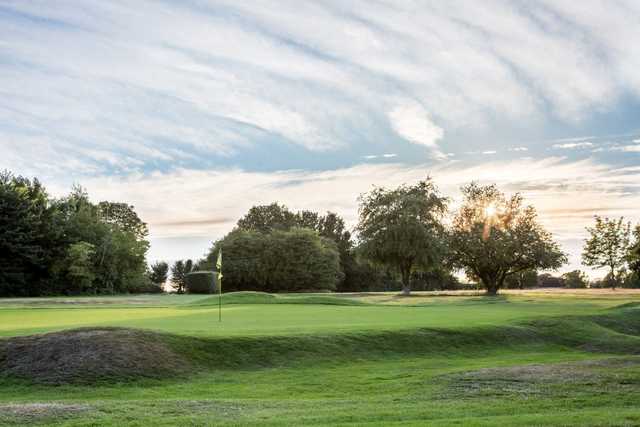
[
  {"x1": 448, "y1": 183, "x2": 566, "y2": 295},
  {"x1": 356, "y1": 179, "x2": 448, "y2": 295},
  {"x1": 0, "y1": 170, "x2": 151, "y2": 296}
]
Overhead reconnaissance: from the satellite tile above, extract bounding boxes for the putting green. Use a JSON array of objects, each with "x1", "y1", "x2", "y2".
[{"x1": 0, "y1": 294, "x2": 617, "y2": 338}]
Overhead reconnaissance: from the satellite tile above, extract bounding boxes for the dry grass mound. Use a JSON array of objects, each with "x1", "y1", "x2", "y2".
[
  {"x1": 443, "y1": 357, "x2": 640, "y2": 398},
  {"x1": 0, "y1": 328, "x2": 189, "y2": 385}
]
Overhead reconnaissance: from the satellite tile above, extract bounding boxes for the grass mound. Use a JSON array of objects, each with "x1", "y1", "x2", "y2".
[
  {"x1": 0, "y1": 327, "x2": 189, "y2": 385},
  {"x1": 170, "y1": 307, "x2": 640, "y2": 370},
  {"x1": 2, "y1": 306, "x2": 638, "y2": 386},
  {"x1": 190, "y1": 291, "x2": 365, "y2": 306}
]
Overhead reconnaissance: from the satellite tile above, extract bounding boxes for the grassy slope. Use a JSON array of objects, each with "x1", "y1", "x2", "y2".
[{"x1": 0, "y1": 292, "x2": 639, "y2": 426}]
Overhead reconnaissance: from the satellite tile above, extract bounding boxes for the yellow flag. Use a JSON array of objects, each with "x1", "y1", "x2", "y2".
[{"x1": 216, "y1": 249, "x2": 223, "y2": 280}]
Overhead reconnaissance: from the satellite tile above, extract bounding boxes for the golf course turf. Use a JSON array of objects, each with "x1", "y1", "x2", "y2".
[{"x1": 0, "y1": 290, "x2": 639, "y2": 426}]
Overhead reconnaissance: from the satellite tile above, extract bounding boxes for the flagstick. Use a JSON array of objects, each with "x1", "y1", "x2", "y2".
[{"x1": 216, "y1": 249, "x2": 223, "y2": 322}]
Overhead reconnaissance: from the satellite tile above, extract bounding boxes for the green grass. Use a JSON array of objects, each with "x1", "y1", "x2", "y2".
[{"x1": 0, "y1": 291, "x2": 639, "y2": 426}]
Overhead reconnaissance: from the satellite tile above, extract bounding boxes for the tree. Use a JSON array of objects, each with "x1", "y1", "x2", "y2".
[
  {"x1": 203, "y1": 228, "x2": 341, "y2": 292},
  {"x1": 170, "y1": 259, "x2": 193, "y2": 293},
  {"x1": 582, "y1": 216, "x2": 631, "y2": 290},
  {"x1": 0, "y1": 171, "x2": 151, "y2": 296},
  {"x1": 356, "y1": 179, "x2": 448, "y2": 295},
  {"x1": 149, "y1": 261, "x2": 169, "y2": 285},
  {"x1": 449, "y1": 183, "x2": 566, "y2": 295},
  {"x1": 562, "y1": 270, "x2": 589, "y2": 288},
  {"x1": 236, "y1": 203, "x2": 357, "y2": 290},
  {"x1": 0, "y1": 171, "x2": 63, "y2": 296},
  {"x1": 64, "y1": 242, "x2": 96, "y2": 293}
]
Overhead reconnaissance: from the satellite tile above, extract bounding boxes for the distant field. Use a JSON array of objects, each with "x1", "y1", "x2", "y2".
[{"x1": 0, "y1": 289, "x2": 639, "y2": 426}]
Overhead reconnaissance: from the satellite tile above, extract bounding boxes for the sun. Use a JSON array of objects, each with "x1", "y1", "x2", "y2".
[{"x1": 484, "y1": 204, "x2": 497, "y2": 217}]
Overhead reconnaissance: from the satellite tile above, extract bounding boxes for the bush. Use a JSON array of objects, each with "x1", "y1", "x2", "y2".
[
  {"x1": 562, "y1": 270, "x2": 588, "y2": 288},
  {"x1": 337, "y1": 260, "x2": 383, "y2": 292},
  {"x1": 201, "y1": 228, "x2": 341, "y2": 293},
  {"x1": 410, "y1": 269, "x2": 461, "y2": 291},
  {"x1": 128, "y1": 279, "x2": 164, "y2": 294},
  {"x1": 185, "y1": 271, "x2": 217, "y2": 294}
]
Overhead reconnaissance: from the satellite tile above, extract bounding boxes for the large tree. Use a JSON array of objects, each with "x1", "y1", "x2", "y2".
[
  {"x1": 356, "y1": 179, "x2": 448, "y2": 295},
  {"x1": 582, "y1": 216, "x2": 631, "y2": 289},
  {"x1": 449, "y1": 183, "x2": 566, "y2": 295}
]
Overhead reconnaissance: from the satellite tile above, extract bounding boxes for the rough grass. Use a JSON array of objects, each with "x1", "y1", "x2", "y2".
[
  {"x1": 0, "y1": 327, "x2": 189, "y2": 385},
  {"x1": 443, "y1": 357, "x2": 640, "y2": 398},
  {"x1": 0, "y1": 403, "x2": 92, "y2": 425}
]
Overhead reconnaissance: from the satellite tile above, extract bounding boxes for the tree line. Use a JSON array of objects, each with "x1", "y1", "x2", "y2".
[
  {"x1": 2, "y1": 169, "x2": 639, "y2": 297},
  {"x1": 0, "y1": 171, "x2": 156, "y2": 296},
  {"x1": 182, "y1": 178, "x2": 639, "y2": 295}
]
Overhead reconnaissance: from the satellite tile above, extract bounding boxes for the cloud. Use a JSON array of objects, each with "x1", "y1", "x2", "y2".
[
  {"x1": 608, "y1": 145, "x2": 640, "y2": 153},
  {"x1": 509, "y1": 147, "x2": 529, "y2": 152},
  {"x1": 387, "y1": 101, "x2": 444, "y2": 150},
  {"x1": 482, "y1": 150, "x2": 497, "y2": 155},
  {"x1": 2, "y1": 1, "x2": 640, "y2": 175},
  {"x1": 552, "y1": 142, "x2": 595, "y2": 149},
  {"x1": 363, "y1": 153, "x2": 397, "y2": 160}
]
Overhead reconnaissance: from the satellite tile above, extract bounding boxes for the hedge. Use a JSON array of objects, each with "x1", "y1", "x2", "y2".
[{"x1": 185, "y1": 271, "x2": 218, "y2": 294}]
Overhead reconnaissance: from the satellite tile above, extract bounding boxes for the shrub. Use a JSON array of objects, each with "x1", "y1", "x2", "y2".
[
  {"x1": 562, "y1": 270, "x2": 588, "y2": 288},
  {"x1": 128, "y1": 279, "x2": 164, "y2": 294},
  {"x1": 201, "y1": 228, "x2": 341, "y2": 292},
  {"x1": 185, "y1": 271, "x2": 217, "y2": 294}
]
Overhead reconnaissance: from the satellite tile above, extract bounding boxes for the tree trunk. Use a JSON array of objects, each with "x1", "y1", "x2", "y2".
[
  {"x1": 400, "y1": 264, "x2": 411, "y2": 296},
  {"x1": 485, "y1": 284, "x2": 499, "y2": 296},
  {"x1": 483, "y1": 275, "x2": 500, "y2": 296}
]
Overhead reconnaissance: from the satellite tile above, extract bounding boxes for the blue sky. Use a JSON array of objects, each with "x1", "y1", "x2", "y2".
[{"x1": 1, "y1": 1, "x2": 640, "y2": 276}]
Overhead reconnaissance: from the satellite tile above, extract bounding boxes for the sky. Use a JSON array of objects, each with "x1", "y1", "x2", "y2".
[{"x1": 1, "y1": 1, "x2": 640, "y2": 277}]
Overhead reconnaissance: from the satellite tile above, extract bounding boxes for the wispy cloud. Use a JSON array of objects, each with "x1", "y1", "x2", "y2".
[
  {"x1": 2, "y1": 1, "x2": 640, "y2": 176},
  {"x1": 552, "y1": 142, "x2": 595, "y2": 149}
]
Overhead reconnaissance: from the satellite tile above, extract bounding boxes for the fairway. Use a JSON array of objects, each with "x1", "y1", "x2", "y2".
[{"x1": 1, "y1": 290, "x2": 640, "y2": 426}]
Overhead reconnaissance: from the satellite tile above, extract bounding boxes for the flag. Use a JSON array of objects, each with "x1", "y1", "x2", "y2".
[{"x1": 216, "y1": 249, "x2": 222, "y2": 322}]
